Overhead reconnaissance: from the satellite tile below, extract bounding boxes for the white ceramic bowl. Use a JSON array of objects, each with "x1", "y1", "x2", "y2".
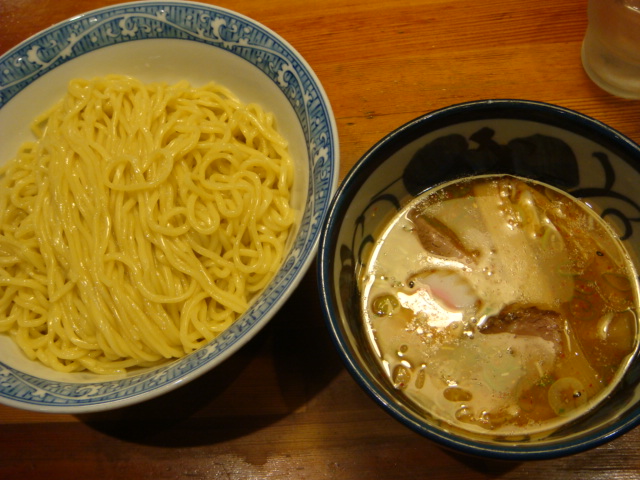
[{"x1": 0, "y1": 1, "x2": 339, "y2": 412}]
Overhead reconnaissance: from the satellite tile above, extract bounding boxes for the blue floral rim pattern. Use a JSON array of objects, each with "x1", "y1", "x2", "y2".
[{"x1": 0, "y1": 1, "x2": 338, "y2": 411}]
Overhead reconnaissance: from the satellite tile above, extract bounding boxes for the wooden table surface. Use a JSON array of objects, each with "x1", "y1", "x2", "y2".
[{"x1": 2, "y1": 0, "x2": 640, "y2": 478}]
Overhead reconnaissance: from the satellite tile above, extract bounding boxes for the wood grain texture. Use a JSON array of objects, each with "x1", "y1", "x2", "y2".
[{"x1": 2, "y1": 0, "x2": 640, "y2": 479}]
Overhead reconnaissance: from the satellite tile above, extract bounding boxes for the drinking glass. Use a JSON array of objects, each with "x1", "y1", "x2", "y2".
[{"x1": 582, "y1": 0, "x2": 640, "y2": 99}]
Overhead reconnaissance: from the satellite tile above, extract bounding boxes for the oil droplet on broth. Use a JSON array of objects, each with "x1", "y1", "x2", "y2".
[
  {"x1": 455, "y1": 406, "x2": 475, "y2": 423},
  {"x1": 392, "y1": 364, "x2": 412, "y2": 390},
  {"x1": 414, "y1": 366, "x2": 426, "y2": 389},
  {"x1": 443, "y1": 386, "x2": 473, "y2": 402},
  {"x1": 360, "y1": 174, "x2": 640, "y2": 438},
  {"x1": 371, "y1": 294, "x2": 400, "y2": 317}
]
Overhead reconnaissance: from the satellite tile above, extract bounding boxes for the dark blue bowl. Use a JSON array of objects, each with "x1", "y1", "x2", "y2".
[{"x1": 318, "y1": 99, "x2": 640, "y2": 460}]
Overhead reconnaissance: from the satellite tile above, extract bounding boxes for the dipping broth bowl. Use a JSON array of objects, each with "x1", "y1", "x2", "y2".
[
  {"x1": 0, "y1": 1, "x2": 338, "y2": 413},
  {"x1": 318, "y1": 99, "x2": 640, "y2": 460}
]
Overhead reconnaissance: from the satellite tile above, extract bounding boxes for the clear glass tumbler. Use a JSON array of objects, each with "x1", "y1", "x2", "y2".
[{"x1": 582, "y1": 0, "x2": 640, "y2": 99}]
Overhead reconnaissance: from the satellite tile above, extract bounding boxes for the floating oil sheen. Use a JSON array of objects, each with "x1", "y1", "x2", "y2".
[{"x1": 360, "y1": 174, "x2": 640, "y2": 437}]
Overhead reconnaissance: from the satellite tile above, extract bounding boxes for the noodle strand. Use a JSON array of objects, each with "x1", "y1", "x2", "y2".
[{"x1": 0, "y1": 75, "x2": 295, "y2": 374}]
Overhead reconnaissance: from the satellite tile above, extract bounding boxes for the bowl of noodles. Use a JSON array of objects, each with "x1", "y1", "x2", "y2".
[
  {"x1": 0, "y1": 1, "x2": 338, "y2": 412},
  {"x1": 318, "y1": 99, "x2": 640, "y2": 459}
]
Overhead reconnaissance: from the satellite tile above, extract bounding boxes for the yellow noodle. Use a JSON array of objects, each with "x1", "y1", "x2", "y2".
[{"x1": 0, "y1": 75, "x2": 295, "y2": 374}]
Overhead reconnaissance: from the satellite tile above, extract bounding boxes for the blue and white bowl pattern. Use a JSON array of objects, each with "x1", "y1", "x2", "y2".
[
  {"x1": 319, "y1": 100, "x2": 640, "y2": 460},
  {"x1": 0, "y1": 1, "x2": 338, "y2": 411}
]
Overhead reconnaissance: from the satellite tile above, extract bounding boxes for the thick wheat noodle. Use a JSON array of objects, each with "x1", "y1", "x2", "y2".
[{"x1": 0, "y1": 75, "x2": 295, "y2": 374}]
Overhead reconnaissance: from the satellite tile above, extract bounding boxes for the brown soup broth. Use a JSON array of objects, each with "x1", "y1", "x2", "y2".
[{"x1": 360, "y1": 174, "x2": 640, "y2": 436}]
